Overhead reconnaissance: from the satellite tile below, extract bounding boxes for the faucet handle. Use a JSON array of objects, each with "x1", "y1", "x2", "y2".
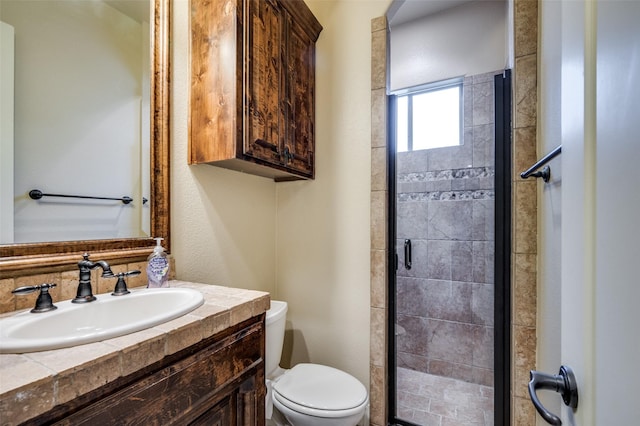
[
  {"x1": 108, "y1": 270, "x2": 140, "y2": 296},
  {"x1": 12, "y1": 283, "x2": 58, "y2": 313}
]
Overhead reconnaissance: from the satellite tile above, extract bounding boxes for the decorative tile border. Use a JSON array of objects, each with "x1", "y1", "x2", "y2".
[
  {"x1": 398, "y1": 166, "x2": 495, "y2": 183},
  {"x1": 398, "y1": 190, "x2": 495, "y2": 202}
]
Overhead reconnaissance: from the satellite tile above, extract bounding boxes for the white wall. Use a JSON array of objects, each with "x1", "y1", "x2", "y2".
[
  {"x1": 2, "y1": 1, "x2": 147, "y2": 243},
  {"x1": 389, "y1": 0, "x2": 507, "y2": 90},
  {"x1": 537, "y1": 0, "x2": 562, "y2": 422}
]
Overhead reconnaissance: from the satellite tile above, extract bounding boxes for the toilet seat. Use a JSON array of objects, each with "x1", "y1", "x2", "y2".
[
  {"x1": 273, "y1": 391, "x2": 368, "y2": 419},
  {"x1": 272, "y1": 363, "x2": 368, "y2": 418}
]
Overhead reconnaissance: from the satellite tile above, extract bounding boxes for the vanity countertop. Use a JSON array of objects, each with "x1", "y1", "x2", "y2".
[{"x1": 0, "y1": 281, "x2": 270, "y2": 425}]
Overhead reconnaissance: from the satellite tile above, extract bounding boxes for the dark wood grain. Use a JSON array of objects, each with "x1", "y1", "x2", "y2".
[
  {"x1": 189, "y1": 0, "x2": 243, "y2": 164},
  {"x1": 284, "y1": 14, "x2": 316, "y2": 178},
  {"x1": 189, "y1": 0, "x2": 322, "y2": 181},
  {"x1": 244, "y1": 0, "x2": 284, "y2": 167},
  {"x1": 23, "y1": 316, "x2": 265, "y2": 426}
]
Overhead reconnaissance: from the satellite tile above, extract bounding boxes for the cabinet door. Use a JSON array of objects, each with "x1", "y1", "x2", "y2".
[
  {"x1": 191, "y1": 375, "x2": 263, "y2": 426},
  {"x1": 283, "y1": 14, "x2": 316, "y2": 178},
  {"x1": 236, "y1": 375, "x2": 263, "y2": 426},
  {"x1": 190, "y1": 395, "x2": 233, "y2": 426},
  {"x1": 244, "y1": 0, "x2": 285, "y2": 167}
]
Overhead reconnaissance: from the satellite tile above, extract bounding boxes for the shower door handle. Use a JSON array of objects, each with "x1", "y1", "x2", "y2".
[
  {"x1": 528, "y1": 365, "x2": 578, "y2": 425},
  {"x1": 404, "y1": 239, "x2": 412, "y2": 270}
]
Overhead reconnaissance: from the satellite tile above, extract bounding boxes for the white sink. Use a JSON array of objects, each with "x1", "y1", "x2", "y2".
[{"x1": 0, "y1": 288, "x2": 204, "y2": 354}]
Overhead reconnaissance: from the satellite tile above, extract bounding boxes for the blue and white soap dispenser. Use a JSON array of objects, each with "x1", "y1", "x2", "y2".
[{"x1": 147, "y1": 237, "x2": 169, "y2": 288}]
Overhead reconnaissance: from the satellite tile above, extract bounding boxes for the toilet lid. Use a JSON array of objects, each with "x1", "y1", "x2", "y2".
[{"x1": 272, "y1": 363, "x2": 368, "y2": 411}]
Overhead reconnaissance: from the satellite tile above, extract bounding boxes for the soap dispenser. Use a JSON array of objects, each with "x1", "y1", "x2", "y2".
[{"x1": 147, "y1": 237, "x2": 170, "y2": 288}]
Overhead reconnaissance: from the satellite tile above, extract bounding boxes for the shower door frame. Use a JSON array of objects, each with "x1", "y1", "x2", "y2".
[{"x1": 386, "y1": 70, "x2": 512, "y2": 426}]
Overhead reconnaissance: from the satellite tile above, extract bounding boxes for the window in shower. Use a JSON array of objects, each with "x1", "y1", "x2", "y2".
[{"x1": 396, "y1": 79, "x2": 463, "y2": 152}]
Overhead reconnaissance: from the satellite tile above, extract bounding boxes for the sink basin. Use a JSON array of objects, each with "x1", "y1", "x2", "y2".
[{"x1": 0, "y1": 288, "x2": 204, "y2": 354}]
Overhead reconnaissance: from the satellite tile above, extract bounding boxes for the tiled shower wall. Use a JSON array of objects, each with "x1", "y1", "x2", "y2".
[{"x1": 395, "y1": 72, "x2": 499, "y2": 387}]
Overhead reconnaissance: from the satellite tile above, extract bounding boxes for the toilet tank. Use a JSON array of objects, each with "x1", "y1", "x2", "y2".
[{"x1": 265, "y1": 300, "x2": 287, "y2": 378}]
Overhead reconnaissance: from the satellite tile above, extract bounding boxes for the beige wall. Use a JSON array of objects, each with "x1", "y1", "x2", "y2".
[
  {"x1": 275, "y1": 0, "x2": 390, "y2": 389},
  {"x1": 170, "y1": 0, "x2": 277, "y2": 294},
  {"x1": 171, "y1": 0, "x2": 390, "y2": 390}
]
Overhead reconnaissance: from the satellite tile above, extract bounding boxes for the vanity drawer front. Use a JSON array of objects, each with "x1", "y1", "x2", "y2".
[{"x1": 53, "y1": 319, "x2": 265, "y2": 426}]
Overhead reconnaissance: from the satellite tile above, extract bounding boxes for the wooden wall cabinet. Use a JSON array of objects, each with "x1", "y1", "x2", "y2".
[
  {"x1": 26, "y1": 317, "x2": 265, "y2": 426},
  {"x1": 190, "y1": 0, "x2": 322, "y2": 181}
]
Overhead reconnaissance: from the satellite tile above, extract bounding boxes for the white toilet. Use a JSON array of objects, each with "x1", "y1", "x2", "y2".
[{"x1": 266, "y1": 300, "x2": 369, "y2": 426}]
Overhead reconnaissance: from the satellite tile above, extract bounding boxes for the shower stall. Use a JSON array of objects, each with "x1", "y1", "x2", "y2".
[
  {"x1": 389, "y1": 70, "x2": 511, "y2": 425},
  {"x1": 385, "y1": 2, "x2": 513, "y2": 423}
]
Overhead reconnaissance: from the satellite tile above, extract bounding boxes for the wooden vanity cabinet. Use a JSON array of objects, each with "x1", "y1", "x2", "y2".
[
  {"x1": 26, "y1": 316, "x2": 266, "y2": 426},
  {"x1": 189, "y1": 0, "x2": 322, "y2": 181}
]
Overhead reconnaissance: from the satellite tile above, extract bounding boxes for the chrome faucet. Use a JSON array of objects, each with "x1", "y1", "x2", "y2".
[{"x1": 73, "y1": 253, "x2": 114, "y2": 303}]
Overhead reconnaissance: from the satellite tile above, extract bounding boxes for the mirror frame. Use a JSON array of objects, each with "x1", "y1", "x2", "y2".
[{"x1": 0, "y1": 0, "x2": 170, "y2": 277}]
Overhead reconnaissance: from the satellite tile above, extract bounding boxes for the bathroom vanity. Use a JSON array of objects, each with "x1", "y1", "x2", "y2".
[{"x1": 0, "y1": 282, "x2": 269, "y2": 425}]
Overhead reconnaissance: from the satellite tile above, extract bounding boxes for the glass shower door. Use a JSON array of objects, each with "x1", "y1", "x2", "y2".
[{"x1": 392, "y1": 70, "x2": 510, "y2": 426}]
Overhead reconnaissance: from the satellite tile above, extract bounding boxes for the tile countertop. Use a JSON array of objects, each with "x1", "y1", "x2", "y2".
[{"x1": 0, "y1": 281, "x2": 270, "y2": 425}]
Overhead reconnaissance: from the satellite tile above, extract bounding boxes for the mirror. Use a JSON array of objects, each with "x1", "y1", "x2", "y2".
[{"x1": 0, "y1": 0, "x2": 170, "y2": 275}]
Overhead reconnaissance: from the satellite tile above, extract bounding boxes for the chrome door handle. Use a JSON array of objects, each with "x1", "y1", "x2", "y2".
[{"x1": 528, "y1": 365, "x2": 578, "y2": 425}]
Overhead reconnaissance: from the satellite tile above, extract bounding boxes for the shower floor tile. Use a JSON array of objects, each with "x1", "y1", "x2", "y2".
[{"x1": 396, "y1": 367, "x2": 494, "y2": 426}]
